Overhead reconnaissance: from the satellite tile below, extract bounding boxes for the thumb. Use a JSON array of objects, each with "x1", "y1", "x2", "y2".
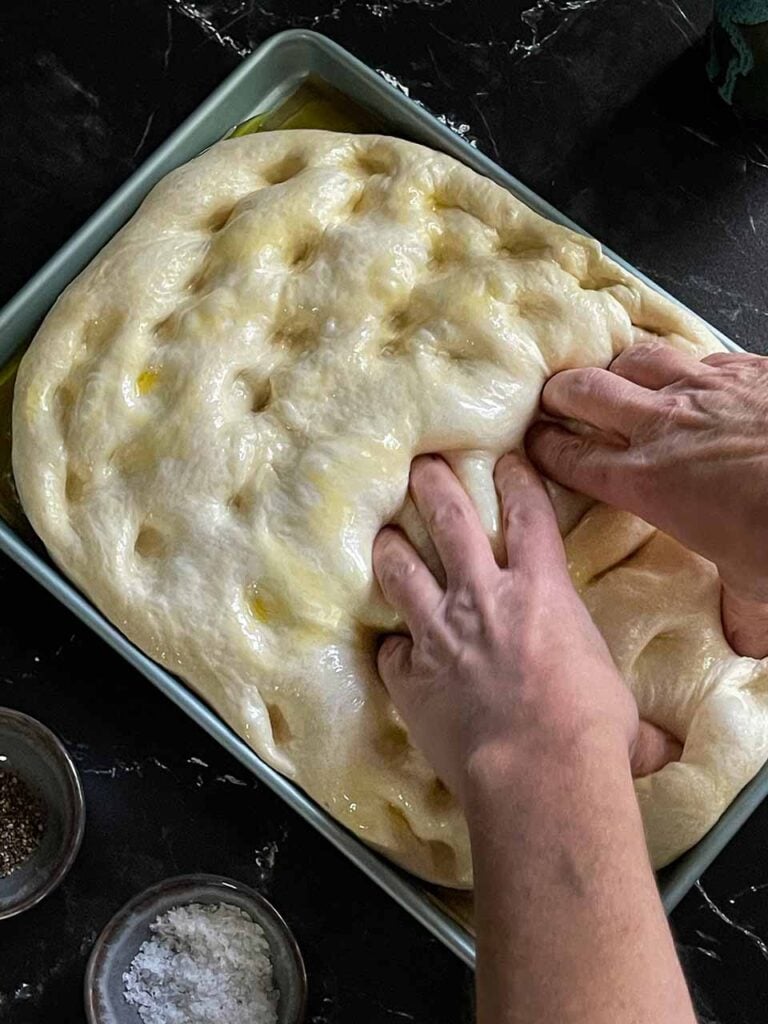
[
  {"x1": 631, "y1": 720, "x2": 683, "y2": 778},
  {"x1": 377, "y1": 634, "x2": 414, "y2": 703},
  {"x1": 721, "y1": 584, "x2": 768, "y2": 659}
]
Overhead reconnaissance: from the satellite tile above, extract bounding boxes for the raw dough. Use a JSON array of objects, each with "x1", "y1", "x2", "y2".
[{"x1": 12, "y1": 131, "x2": 768, "y2": 886}]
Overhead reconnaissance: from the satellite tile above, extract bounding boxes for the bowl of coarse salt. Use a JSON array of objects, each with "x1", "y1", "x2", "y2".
[{"x1": 84, "y1": 873, "x2": 307, "y2": 1024}]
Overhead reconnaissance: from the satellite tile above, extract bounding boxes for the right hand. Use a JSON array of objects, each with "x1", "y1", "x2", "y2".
[
  {"x1": 372, "y1": 454, "x2": 680, "y2": 804},
  {"x1": 527, "y1": 342, "x2": 768, "y2": 658}
]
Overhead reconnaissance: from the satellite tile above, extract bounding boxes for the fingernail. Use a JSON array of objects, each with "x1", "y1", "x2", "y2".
[
  {"x1": 494, "y1": 450, "x2": 521, "y2": 476},
  {"x1": 412, "y1": 453, "x2": 443, "y2": 473}
]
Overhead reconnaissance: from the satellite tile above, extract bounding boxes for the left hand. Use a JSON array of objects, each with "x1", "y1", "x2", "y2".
[{"x1": 526, "y1": 340, "x2": 768, "y2": 657}]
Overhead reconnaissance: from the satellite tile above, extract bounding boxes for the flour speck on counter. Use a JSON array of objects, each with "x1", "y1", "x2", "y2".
[{"x1": 122, "y1": 902, "x2": 279, "y2": 1024}]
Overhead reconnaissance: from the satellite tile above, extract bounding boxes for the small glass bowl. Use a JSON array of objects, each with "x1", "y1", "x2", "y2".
[
  {"x1": 85, "y1": 873, "x2": 307, "y2": 1024},
  {"x1": 0, "y1": 707, "x2": 85, "y2": 919}
]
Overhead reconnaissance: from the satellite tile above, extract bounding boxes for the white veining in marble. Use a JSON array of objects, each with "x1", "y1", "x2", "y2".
[
  {"x1": 165, "y1": 0, "x2": 251, "y2": 57},
  {"x1": 696, "y1": 880, "x2": 768, "y2": 962},
  {"x1": 509, "y1": 0, "x2": 606, "y2": 60}
]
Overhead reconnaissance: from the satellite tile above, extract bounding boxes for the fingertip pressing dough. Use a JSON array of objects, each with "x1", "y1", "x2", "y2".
[{"x1": 12, "y1": 131, "x2": 768, "y2": 886}]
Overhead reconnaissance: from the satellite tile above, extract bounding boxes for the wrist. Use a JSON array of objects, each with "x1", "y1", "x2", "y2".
[{"x1": 462, "y1": 723, "x2": 633, "y2": 826}]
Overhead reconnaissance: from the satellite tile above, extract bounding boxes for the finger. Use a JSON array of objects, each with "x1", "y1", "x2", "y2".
[
  {"x1": 701, "y1": 351, "x2": 752, "y2": 368},
  {"x1": 611, "y1": 342, "x2": 714, "y2": 390},
  {"x1": 409, "y1": 455, "x2": 497, "y2": 584},
  {"x1": 631, "y1": 721, "x2": 683, "y2": 778},
  {"x1": 526, "y1": 421, "x2": 641, "y2": 509},
  {"x1": 373, "y1": 527, "x2": 442, "y2": 632},
  {"x1": 541, "y1": 367, "x2": 657, "y2": 437},
  {"x1": 721, "y1": 585, "x2": 768, "y2": 659},
  {"x1": 494, "y1": 452, "x2": 566, "y2": 573},
  {"x1": 377, "y1": 634, "x2": 413, "y2": 697}
]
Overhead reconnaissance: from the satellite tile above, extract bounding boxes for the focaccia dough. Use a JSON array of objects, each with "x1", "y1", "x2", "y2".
[{"x1": 12, "y1": 131, "x2": 768, "y2": 886}]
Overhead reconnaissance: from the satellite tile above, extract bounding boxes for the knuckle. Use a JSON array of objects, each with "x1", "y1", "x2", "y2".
[
  {"x1": 378, "y1": 635, "x2": 408, "y2": 673},
  {"x1": 655, "y1": 392, "x2": 687, "y2": 419},
  {"x1": 497, "y1": 464, "x2": 533, "y2": 500},
  {"x1": 630, "y1": 340, "x2": 666, "y2": 361},
  {"x1": 428, "y1": 498, "x2": 470, "y2": 534},
  {"x1": 451, "y1": 583, "x2": 483, "y2": 616},
  {"x1": 418, "y1": 623, "x2": 451, "y2": 663},
  {"x1": 444, "y1": 583, "x2": 498, "y2": 640},
  {"x1": 575, "y1": 366, "x2": 606, "y2": 389},
  {"x1": 611, "y1": 341, "x2": 664, "y2": 377},
  {"x1": 503, "y1": 500, "x2": 537, "y2": 536},
  {"x1": 379, "y1": 555, "x2": 417, "y2": 589},
  {"x1": 411, "y1": 454, "x2": 446, "y2": 489},
  {"x1": 495, "y1": 452, "x2": 527, "y2": 486},
  {"x1": 554, "y1": 367, "x2": 602, "y2": 402},
  {"x1": 374, "y1": 529, "x2": 400, "y2": 556},
  {"x1": 553, "y1": 431, "x2": 588, "y2": 467}
]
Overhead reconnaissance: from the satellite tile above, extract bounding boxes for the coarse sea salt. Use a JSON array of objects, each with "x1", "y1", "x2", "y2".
[{"x1": 122, "y1": 901, "x2": 279, "y2": 1024}]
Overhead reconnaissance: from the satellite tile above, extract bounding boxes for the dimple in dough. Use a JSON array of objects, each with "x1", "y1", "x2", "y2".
[{"x1": 12, "y1": 131, "x2": 768, "y2": 887}]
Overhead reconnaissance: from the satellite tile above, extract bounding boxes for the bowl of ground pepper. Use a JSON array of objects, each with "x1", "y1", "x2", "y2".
[{"x1": 0, "y1": 707, "x2": 85, "y2": 918}]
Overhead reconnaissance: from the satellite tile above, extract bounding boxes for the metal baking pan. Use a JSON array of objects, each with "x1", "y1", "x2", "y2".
[{"x1": 0, "y1": 29, "x2": 759, "y2": 969}]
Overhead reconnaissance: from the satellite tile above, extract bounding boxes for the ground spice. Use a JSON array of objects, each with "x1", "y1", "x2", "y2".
[{"x1": 0, "y1": 769, "x2": 47, "y2": 877}]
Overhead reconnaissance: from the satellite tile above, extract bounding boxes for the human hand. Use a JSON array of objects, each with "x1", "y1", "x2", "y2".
[
  {"x1": 372, "y1": 453, "x2": 680, "y2": 807},
  {"x1": 526, "y1": 341, "x2": 768, "y2": 658}
]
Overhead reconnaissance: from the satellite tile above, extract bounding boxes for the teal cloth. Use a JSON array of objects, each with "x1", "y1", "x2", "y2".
[{"x1": 710, "y1": 0, "x2": 768, "y2": 102}]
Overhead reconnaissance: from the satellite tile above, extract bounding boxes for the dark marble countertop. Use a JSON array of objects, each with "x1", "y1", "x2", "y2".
[{"x1": 1, "y1": 1, "x2": 767, "y2": 1021}]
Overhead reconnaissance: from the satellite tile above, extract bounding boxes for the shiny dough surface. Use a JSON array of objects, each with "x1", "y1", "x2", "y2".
[{"x1": 13, "y1": 131, "x2": 768, "y2": 886}]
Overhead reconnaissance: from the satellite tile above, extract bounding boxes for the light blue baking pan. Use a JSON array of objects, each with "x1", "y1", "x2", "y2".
[{"x1": 0, "y1": 29, "x2": 758, "y2": 969}]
